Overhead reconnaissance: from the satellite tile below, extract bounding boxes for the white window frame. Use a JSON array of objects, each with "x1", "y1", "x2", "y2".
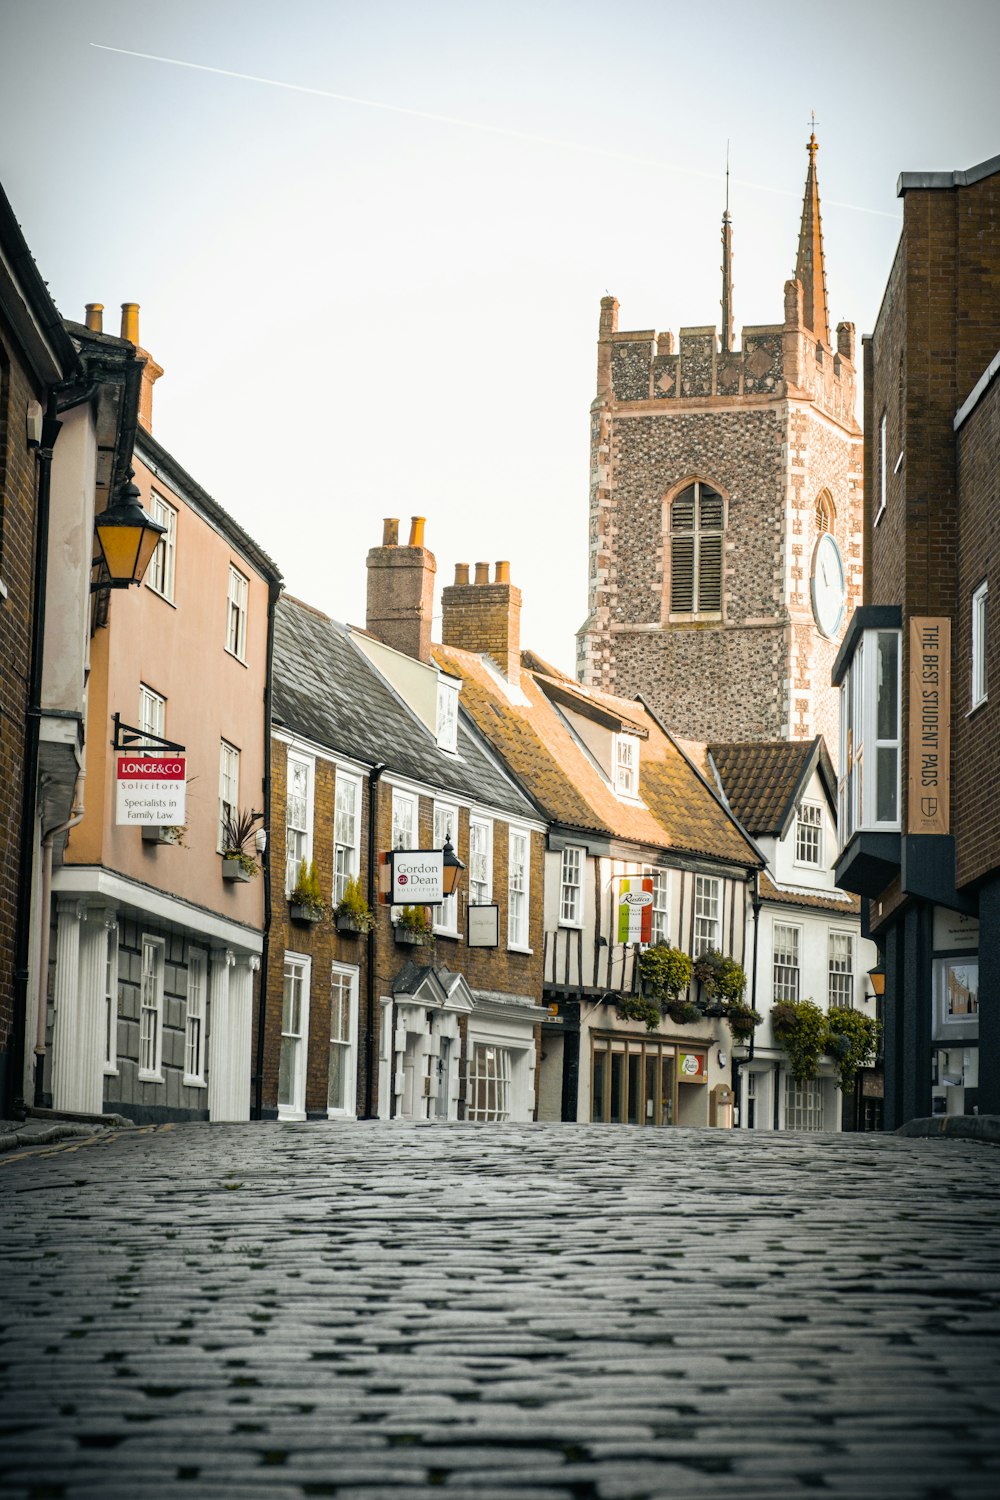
[
  {"x1": 828, "y1": 930, "x2": 854, "y2": 1011},
  {"x1": 972, "y1": 580, "x2": 988, "y2": 710},
  {"x1": 874, "y1": 410, "x2": 887, "y2": 526},
  {"x1": 218, "y1": 740, "x2": 240, "y2": 851},
  {"x1": 433, "y1": 801, "x2": 460, "y2": 935},
  {"x1": 184, "y1": 948, "x2": 208, "y2": 1086},
  {"x1": 146, "y1": 492, "x2": 177, "y2": 602},
  {"x1": 138, "y1": 935, "x2": 165, "y2": 1082},
  {"x1": 693, "y1": 874, "x2": 720, "y2": 954},
  {"x1": 468, "y1": 815, "x2": 493, "y2": 906},
  {"x1": 467, "y1": 1043, "x2": 513, "y2": 1122},
  {"x1": 334, "y1": 769, "x2": 362, "y2": 905},
  {"x1": 794, "y1": 802, "x2": 824, "y2": 868},
  {"x1": 278, "y1": 953, "x2": 310, "y2": 1121},
  {"x1": 773, "y1": 922, "x2": 801, "y2": 1004},
  {"x1": 784, "y1": 1075, "x2": 824, "y2": 1131},
  {"x1": 139, "y1": 683, "x2": 166, "y2": 743},
  {"x1": 838, "y1": 629, "x2": 902, "y2": 842},
  {"x1": 436, "y1": 676, "x2": 459, "y2": 753},
  {"x1": 226, "y1": 563, "x2": 249, "y2": 662},
  {"x1": 649, "y1": 869, "x2": 670, "y2": 946},
  {"x1": 327, "y1": 963, "x2": 359, "y2": 1118},
  {"x1": 559, "y1": 846, "x2": 584, "y2": 928},
  {"x1": 285, "y1": 753, "x2": 314, "y2": 895},
  {"x1": 614, "y1": 733, "x2": 640, "y2": 798},
  {"x1": 391, "y1": 787, "x2": 418, "y2": 850},
  {"x1": 103, "y1": 920, "x2": 119, "y2": 1075},
  {"x1": 507, "y1": 825, "x2": 531, "y2": 951}
]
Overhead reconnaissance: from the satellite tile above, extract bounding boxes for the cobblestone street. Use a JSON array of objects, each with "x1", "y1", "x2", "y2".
[{"x1": 1, "y1": 1122, "x2": 999, "y2": 1499}]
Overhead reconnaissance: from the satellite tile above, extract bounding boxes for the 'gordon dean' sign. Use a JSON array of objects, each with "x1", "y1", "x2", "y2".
[
  {"x1": 116, "y1": 754, "x2": 186, "y2": 826},
  {"x1": 391, "y1": 849, "x2": 444, "y2": 905}
]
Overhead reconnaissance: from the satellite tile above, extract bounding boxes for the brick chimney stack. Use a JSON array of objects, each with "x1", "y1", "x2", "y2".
[
  {"x1": 365, "y1": 516, "x2": 436, "y2": 661},
  {"x1": 441, "y1": 560, "x2": 522, "y2": 687},
  {"x1": 118, "y1": 302, "x2": 163, "y2": 433}
]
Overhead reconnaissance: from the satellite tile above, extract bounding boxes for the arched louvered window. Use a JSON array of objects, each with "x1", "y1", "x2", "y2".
[
  {"x1": 815, "y1": 492, "x2": 836, "y2": 534},
  {"x1": 670, "y1": 481, "x2": 724, "y2": 614}
]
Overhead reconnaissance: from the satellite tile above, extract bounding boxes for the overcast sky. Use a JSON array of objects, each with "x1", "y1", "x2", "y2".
[{"x1": 2, "y1": 0, "x2": 997, "y2": 671}]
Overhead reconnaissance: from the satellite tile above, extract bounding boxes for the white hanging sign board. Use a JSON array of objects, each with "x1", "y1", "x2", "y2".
[
  {"x1": 116, "y1": 754, "x2": 186, "y2": 826},
  {"x1": 390, "y1": 849, "x2": 443, "y2": 905}
]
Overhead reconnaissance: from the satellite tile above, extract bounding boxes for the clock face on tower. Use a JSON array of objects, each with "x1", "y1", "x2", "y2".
[{"x1": 811, "y1": 533, "x2": 846, "y2": 639}]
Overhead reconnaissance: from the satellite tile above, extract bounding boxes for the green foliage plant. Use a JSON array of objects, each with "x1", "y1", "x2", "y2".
[
  {"x1": 693, "y1": 949, "x2": 747, "y2": 1002},
  {"x1": 725, "y1": 1002, "x2": 762, "y2": 1040},
  {"x1": 335, "y1": 874, "x2": 375, "y2": 931},
  {"x1": 396, "y1": 904, "x2": 431, "y2": 936},
  {"x1": 770, "y1": 998, "x2": 827, "y2": 1082},
  {"x1": 221, "y1": 807, "x2": 261, "y2": 878},
  {"x1": 290, "y1": 858, "x2": 324, "y2": 917},
  {"x1": 616, "y1": 994, "x2": 663, "y2": 1032},
  {"x1": 666, "y1": 998, "x2": 703, "y2": 1026},
  {"x1": 826, "y1": 1006, "x2": 881, "y2": 1093},
  {"x1": 638, "y1": 944, "x2": 692, "y2": 1005}
]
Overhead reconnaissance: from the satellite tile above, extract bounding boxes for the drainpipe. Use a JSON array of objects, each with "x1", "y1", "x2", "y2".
[
  {"x1": 33, "y1": 770, "x2": 86, "y2": 1106},
  {"x1": 253, "y1": 579, "x2": 281, "y2": 1122},
  {"x1": 363, "y1": 763, "x2": 387, "y2": 1119},
  {"x1": 732, "y1": 870, "x2": 762, "y2": 1125}
]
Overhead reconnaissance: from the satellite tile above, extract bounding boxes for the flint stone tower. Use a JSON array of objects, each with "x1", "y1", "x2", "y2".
[{"x1": 577, "y1": 135, "x2": 863, "y2": 763}]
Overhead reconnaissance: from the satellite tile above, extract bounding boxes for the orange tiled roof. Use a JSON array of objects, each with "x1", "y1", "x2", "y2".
[
  {"x1": 759, "y1": 872, "x2": 861, "y2": 915},
  {"x1": 431, "y1": 645, "x2": 761, "y2": 869}
]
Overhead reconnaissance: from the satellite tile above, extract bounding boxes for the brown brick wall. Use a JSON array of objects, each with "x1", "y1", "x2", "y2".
[
  {"x1": 954, "y1": 379, "x2": 1000, "y2": 887},
  {"x1": 0, "y1": 328, "x2": 40, "y2": 1062},
  {"x1": 260, "y1": 740, "x2": 544, "y2": 1117}
]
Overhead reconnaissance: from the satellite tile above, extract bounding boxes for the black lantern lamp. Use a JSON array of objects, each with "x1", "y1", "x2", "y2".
[
  {"x1": 442, "y1": 834, "x2": 465, "y2": 897},
  {"x1": 93, "y1": 472, "x2": 167, "y2": 590},
  {"x1": 867, "y1": 962, "x2": 885, "y2": 999}
]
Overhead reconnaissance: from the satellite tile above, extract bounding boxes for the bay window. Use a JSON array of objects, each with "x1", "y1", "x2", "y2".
[{"x1": 839, "y1": 628, "x2": 901, "y2": 841}]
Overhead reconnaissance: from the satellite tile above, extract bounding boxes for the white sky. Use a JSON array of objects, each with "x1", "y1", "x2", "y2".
[{"x1": 2, "y1": 0, "x2": 997, "y2": 672}]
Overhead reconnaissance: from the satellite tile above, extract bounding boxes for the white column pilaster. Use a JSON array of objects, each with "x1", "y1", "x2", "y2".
[
  {"x1": 51, "y1": 900, "x2": 86, "y2": 1111},
  {"x1": 207, "y1": 948, "x2": 235, "y2": 1122}
]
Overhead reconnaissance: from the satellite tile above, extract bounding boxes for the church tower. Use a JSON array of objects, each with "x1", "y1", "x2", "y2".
[{"x1": 577, "y1": 135, "x2": 863, "y2": 761}]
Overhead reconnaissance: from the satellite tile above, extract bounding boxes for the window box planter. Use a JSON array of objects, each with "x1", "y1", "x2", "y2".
[
  {"x1": 142, "y1": 825, "x2": 181, "y2": 845},
  {"x1": 222, "y1": 858, "x2": 251, "y2": 882},
  {"x1": 290, "y1": 903, "x2": 323, "y2": 925},
  {"x1": 394, "y1": 927, "x2": 424, "y2": 947},
  {"x1": 336, "y1": 912, "x2": 367, "y2": 935}
]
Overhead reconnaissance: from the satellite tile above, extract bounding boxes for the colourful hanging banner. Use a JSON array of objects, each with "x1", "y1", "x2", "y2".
[{"x1": 617, "y1": 876, "x2": 653, "y2": 945}]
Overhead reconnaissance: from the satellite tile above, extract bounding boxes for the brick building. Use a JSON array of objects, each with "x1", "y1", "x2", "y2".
[
  {"x1": 833, "y1": 151, "x2": 1000, "y2": 1125},
  {"x1": 577, "y1": 135, "x2": 863, "y2": 761},
  {"x1": 432, "y1": 559, "x2": 763, "y2": 1127},
  {"x1": 1, "y1": 184, "x2": 142, "y2": 1115},
  {"x1": 262, "y1": 520, "x2": 546, "y2": 1124}
]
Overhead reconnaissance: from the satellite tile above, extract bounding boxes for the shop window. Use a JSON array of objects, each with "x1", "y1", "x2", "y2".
[
  {"x1": 139, "y1": 936, "x2": 165, "y2": 1081},
  {"x1": 591, "y1": 1035, "x2": 682, "y2": 1126},
  {"x1": 784, "y1": 1076, "x2": 824, "y2": 1131},
  {"x1": 467, "y1": 1044, "x2": 512, "y2": 1121}
]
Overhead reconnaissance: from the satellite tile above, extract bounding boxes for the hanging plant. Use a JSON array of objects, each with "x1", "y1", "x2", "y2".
[
  {"x1": 725, "y1": 1001, "x2": 762, "y2": 1040},
  {"x1": 616, "y1": 994, "x2": 663, "y2": 1032},
  {"x1": 638, "y1": 944, "x2": 692, "y2": 1005},
  {"x1": 826, "y1": 1006, "x2": 881, "y2": 1093},
  {"x1": 666, "y1": 998, "x2": 703, "y2": 1026},
  {"x1": 693, "y1": 949, "x2": 747, "y2": 1003},
  {"x1": 770, "y1": 998, "x2": 827, "y2": 1082}
]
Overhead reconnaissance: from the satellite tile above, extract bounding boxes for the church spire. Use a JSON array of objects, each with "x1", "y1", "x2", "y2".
[
  {"x1": 720, "y1": 144, "x2": 734, "y2": 352},
  {"x1": 795, "y1": 126, "x2": 830, "y2": 345}
]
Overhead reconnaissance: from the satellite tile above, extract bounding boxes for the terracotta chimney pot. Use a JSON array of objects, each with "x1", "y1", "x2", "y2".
[
  {"x1": 85, "y1": 303, "x2": 104, "y2": 333},
  {"x1": 454, "y1": 563, "x2": 470, "y2": 585},
  {"x1": 382, "y1": 518, "x2": 400, "y2": 546},
  {"x1": 495, "y1": 561, "x2": 511, "y2": 584},
  {"x1": 474, "y1": 562, "x2": 490, "y2": 585},
  {"x1": 408, "y1": 516, "x2": 426, "y2": 548}
]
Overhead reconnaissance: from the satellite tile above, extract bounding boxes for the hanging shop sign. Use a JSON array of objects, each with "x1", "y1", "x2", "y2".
[
  {"x1": 617, "y1": 876, "x2": 653, "y2": 944},
  {"x1": 467, "y1": 903, "x2": 500, "y2": 948},
  {"x1": 390, "y1": 848, "x2": 443, "y2": 905},
  {"x1": 115, "y1": 754, "x2": 186, "y2": 826},
  {"x1": 907, "y1": 617, "x2": 951, "y2": 836},
  {"x1": 677, "y1": 1051, "x2": 706, "y2": 1083}
]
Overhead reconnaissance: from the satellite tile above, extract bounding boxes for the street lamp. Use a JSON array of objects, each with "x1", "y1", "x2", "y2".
[
  {"x1": 867, "y1": 962, "x2": 885, "y2": 998},
  {"x1": 442, "y1": 834, "x2": 465, "y2": 897},
  {"x1": 93, "y1": 472, "x2": 166, "y2": 590}
]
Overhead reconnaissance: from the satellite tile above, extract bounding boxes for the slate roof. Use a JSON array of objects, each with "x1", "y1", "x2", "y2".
[
  {"x1": 272, "y1": 596, "x2": 536, "y2": 822},
  {"x1": 707, "y1": 737, "x2": 836, "y2": 838},
  {"x1": 430, "y1": 645, "x2": 761, "y2": 870}
]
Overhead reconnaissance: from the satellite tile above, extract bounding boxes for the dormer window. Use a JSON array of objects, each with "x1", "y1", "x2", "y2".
[
  {"x1": 436, "y1": 677, "x2": 459, "y2": 752},
  {"x1": 615, "y1": 733, "x2": 639, "y2": 797},
  {"x1": 795, "y1": 802, "x2": 823, "y2": 866}
]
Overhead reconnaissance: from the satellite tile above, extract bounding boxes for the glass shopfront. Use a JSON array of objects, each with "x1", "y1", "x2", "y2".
[{"x1": 590, "y1": 1034, "x2": 706, "y2": 1126}]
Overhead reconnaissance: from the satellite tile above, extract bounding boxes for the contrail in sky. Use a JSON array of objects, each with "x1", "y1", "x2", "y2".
[{"x1": 91, "y1": 44, "x2": 899, "y2": 220}]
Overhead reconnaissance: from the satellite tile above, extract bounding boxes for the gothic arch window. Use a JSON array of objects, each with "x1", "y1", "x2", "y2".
[
  {"x1": 669, "y1": 480, "x2": 724, "y2": 614},
  {"x1": 815, "y1": 491, "x2": 836, "y2": 534}
]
